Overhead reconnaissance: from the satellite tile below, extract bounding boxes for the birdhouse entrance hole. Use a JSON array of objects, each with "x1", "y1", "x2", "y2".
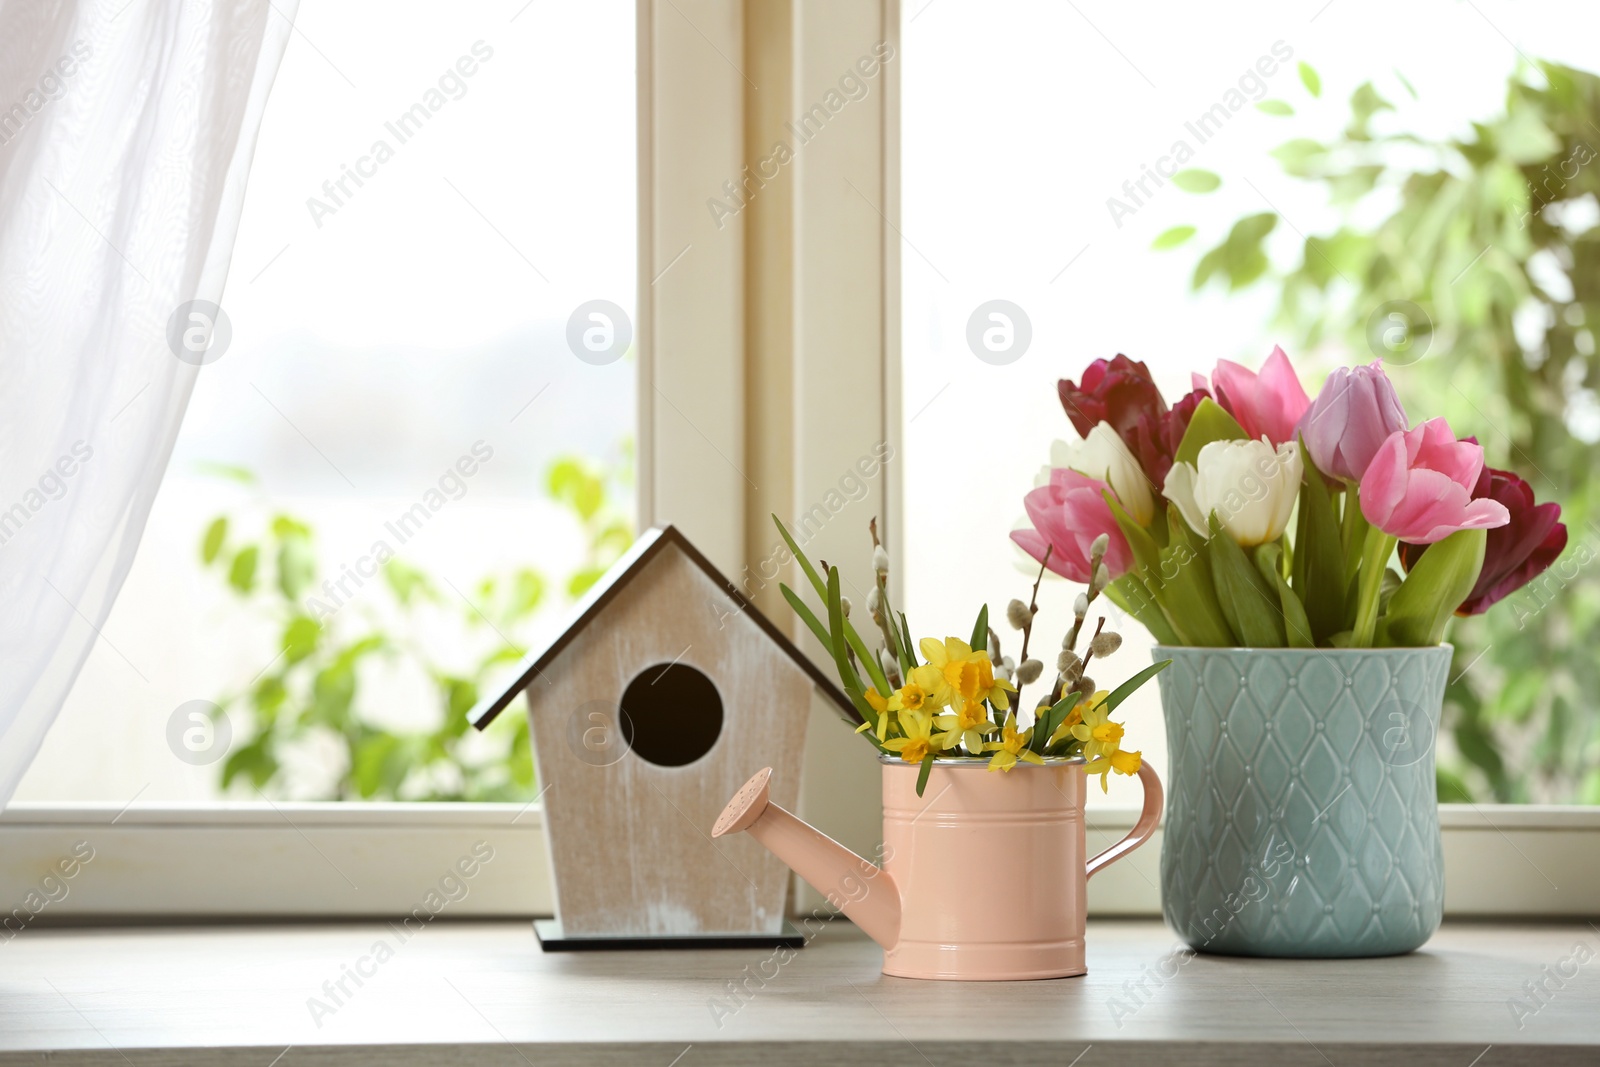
[{"x1": 619, "y1": 662, "x2": 723, "y2": 767}]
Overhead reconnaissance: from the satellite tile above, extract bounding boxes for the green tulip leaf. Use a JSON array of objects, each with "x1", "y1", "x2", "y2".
[
  {"x1": 1173, "y1": 397, "x2": 1249, "y2": 466},
  {"x1": 1292, "y1": 442, "x2": 1348, "y2": 643},
  {"x1": 1208, "y1": 514, "x2": 1286, "y2": 647},
  {"x1": 1255, "y1": 543, "x2": 1314, "y2": 648},
  {"x1": 1382, "y1": 528, "x2": 1487, "y2": 647}
]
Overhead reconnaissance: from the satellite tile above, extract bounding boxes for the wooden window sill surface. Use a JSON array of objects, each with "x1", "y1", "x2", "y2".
[{"x1": 2, "y1": 919, "x2": 1596, "y2": 1064}]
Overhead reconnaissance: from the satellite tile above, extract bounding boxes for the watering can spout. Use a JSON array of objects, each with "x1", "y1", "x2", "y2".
[{"x1": 713, "y1": 768, "x2": 901, "y2": 951}]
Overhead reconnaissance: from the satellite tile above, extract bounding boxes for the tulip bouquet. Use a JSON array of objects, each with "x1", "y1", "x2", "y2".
[
  {"x1": 1016, "y1": 348, "x2": 1567, "y2": 649},
  {"x1": 773, "y1": 516, "x2": 1167, "y2": 795}
]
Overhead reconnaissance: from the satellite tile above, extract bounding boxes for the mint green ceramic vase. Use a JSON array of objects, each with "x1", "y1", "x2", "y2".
[{"x1": 1153, "y1": 645, "x2": 1451, "y2": 958}]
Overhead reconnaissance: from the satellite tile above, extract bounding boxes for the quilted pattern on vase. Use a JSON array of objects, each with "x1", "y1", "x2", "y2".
[{"x1": 1155, "y1": 645, "x2": 1451, "y2": 958}]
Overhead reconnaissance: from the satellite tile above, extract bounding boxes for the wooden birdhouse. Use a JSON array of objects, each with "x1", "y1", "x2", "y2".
[{"x1": 469, "y1": 525, "x2": 855, "y2": 948}]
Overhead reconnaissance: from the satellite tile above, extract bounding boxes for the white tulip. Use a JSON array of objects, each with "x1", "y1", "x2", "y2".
[
  {"x1": 1163, "y1": 436, "x2": 1301, "y2": 546},
  {"x1": 1053, "y1": 422, "x2": 1155, "y2": 524}
]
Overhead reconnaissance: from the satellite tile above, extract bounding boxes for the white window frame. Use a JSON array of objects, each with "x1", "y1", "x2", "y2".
[{"x1": 3, "y1": 0, "x2": 1594, "y2": 924}]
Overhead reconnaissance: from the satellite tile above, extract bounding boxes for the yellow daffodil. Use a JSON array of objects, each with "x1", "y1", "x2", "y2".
[
  {"x1": 984, "y1": 712, "x2": 1045, "y2": 772},
  {"x1": 883, "y1": 709, "x2": 948, "y2": 765},
  {"x1": 890, "y1": 681, "x2": 932, "y2": 714},
  {"x1": 935, "y1": 699, "x2": 998, "y2": 755},
  {"x1": 1047, "y1": 690, "x2": 1109, "y2": 749},
  {"x1": 1085, "y1": 748, "x2": 1142, "y2": 792},
  {"x1": 1069, "y1": 698, "x2": 1126, "y2": 762},
  {"x1": 855, "y1": 686, "x2": 896, "y2": 742},
  {"x1": 918, "y1": 636, "x2": 1016, "y2": 713}
]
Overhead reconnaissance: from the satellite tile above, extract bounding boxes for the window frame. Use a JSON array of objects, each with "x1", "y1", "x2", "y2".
[{"x1": 4, "y1": 0, "x2": 1593, "y2": 925}]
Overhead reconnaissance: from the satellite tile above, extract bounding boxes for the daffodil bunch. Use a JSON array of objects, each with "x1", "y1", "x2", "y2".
[{"x1": 774, "y1": 516, "x2": 1168, "y2": 795}]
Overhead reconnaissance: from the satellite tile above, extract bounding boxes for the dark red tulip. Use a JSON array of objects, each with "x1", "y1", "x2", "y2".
[
  {"x1": 1398, "y1": 464, "x2": 1566, "y2": 615},
  {"x1": 1059, "y1": 355, "x2": 1205, "y2": 486}
]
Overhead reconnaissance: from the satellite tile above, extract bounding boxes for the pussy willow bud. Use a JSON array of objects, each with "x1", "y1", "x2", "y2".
[
  {"x1": 988, "y1": 629, "x2": 1003, "y2": 662},
  {"x1": 1057, "y1": 649, "x2": 1081, "y2": 674},
  {"x1": 1090, "y1": 533, "x2": 1110, "y2": 557},
  {"x1": 1075, "y1": 675, "x2": 1096, "y2": 696},
  {"x1": 879, "y1": 647, "x2": 899, "y2": 683},
  {"x1": 1088, "y1": 562, "x2": 1110, "y2": 597},
  {"x1": 1005, "y1": 598, "x2": 1031, "y2": 631},
  {"x1": 1089, "y1": 632, "x2": 1122, "y2": 658},
  {"x1": 840, "y1": 596, "x2": 852, "y2": 618},
  {"x1": 1016, "y1": 658, "x2": 1044, "y2": 685},
  {"x1": 1074, "y1": 592, "x2": 1089, "y2": 618},
  {"x1": 872, "y1": 546, "x2": 890, "y2": 577},
  {"x1": 866, "y1": 587, "x2": 881, "y2": 617}
]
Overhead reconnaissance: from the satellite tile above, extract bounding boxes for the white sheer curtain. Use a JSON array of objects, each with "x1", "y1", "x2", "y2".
[{"x1": 0, "y1": 0, "x2": 297, "y2": 806}]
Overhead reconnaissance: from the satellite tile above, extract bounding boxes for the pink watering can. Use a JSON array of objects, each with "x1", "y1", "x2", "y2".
[{"x1": 714, "y1": 756, "x2": 1162, "y2": 980}]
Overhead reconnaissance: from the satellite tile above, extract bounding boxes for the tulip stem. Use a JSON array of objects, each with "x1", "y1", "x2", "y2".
[
  {"x1": 1340, "y1": 486, "x2": 1369, "y2": 582},
  {"x1": 1350, "y1": 527, "x2": 1398, "y2": 648}
]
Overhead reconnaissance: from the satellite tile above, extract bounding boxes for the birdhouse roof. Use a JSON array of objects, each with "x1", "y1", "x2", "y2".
[{"x1": 467, "y1": 525, "x2": 857, "y2": 729}]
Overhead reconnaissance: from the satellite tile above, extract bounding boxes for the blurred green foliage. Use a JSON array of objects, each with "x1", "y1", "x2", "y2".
[
  {"x1": 197, "y1": 450, "x2": 634, "y2": 801},
  {"x1": 1171, "y1": 61, "x2": 1600, "y2": 802}
]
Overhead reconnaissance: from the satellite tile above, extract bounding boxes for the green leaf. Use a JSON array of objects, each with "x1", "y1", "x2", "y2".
[
  {"x1": 506, "y1": 569, "x2": 546, "y2": 620},
  {"x1": 898, "y1": 611, "x2": 916, "y2": 670},
  {"x1": 825, "y1": 566, "x2": 877, "y2": 729},
  {"x1": 1255, "y1": 543, "x2": 1314, "y2": 648},
  {"x1": 781, "y1": 582, "x2": 833, "y2": 653},
  {"x1": 1271, "y1": 138, "x2": 1327, "y2": 177},
  {"x1": 915, "y1": 752, "x2": 934, "y2": 796},
  {"x1": 1292, "y1": 444, "x2": 1347, "y2": 644},
  {"x1": 1105, "y1": 578, "x2": 1181, "y2": 646},
  {"x1": 1173, "y1": 398, "x2": 1248, "y2": 466},
  {"x1": 281, "y1": 615, "x2": 321, "y2": 664},
  {"x1": 228, "y1": 545, "x2": 259, "y2": 594},
  {"x1": 1100, "y1": 659, "x2": 1172, "y2": 715},
  {"x1": 547, "y1": 458, "x2": 604, "y2": 521},
  {"x1": 1436, "y1": 766, "x2": 1474, "y2": 803},
  {"x1": 1393, "y1": 68, "x2": 1417, "y2": 100},
  {"x1": 352, "y1": 734, "x2": 407, "y2": 799},
  {"x1": 1298, "y1": 62, "x2": 1321, "y2": 98},
  {"x1": 276, "y1": 534, "x2": 316, "y2": 600},
  {"x1": 1152, "y1": 225, "x2": 1197, "y2": 250},
  {"x1": 221, "y1": 737, "x2": 277, "y2": 791},
  {"x1": 969, "y1": 604, "x2": 989, "y2": 655},
  {"x1": 201, "y1": 517, "x2": 228, "y2": 564},
  {"x1": 567, "y1": 566, "x2": 607, "y2": 599},
  {"x1": 310, "y1": 664, "x2": 356, "y2": 729},
  {"x1": 1208, "y1": 514, "x2": 1286, "y2": 647},
  {"x1": 1382, "y1": 528, "x2": 1487, "y2": 647},
  {"x1": 384, "y1": 559, "x2": 438, "y2": 606},
  {"x1": 194, "y1": 461, "x2": 257, "y2": 485},
  {"x1": 771, "y1": 515, "x2": 890, "y2": 696},
  {"x1": 270, "y1": 514, "x2": 311, "y2": 540},
  {"x1": 253, "y1": 675, "x2": 287, "y2": 716},
  {"x1": 1256, "y1": 99, "x2": 1294, "y2": 117},
  {"x1": 1153, "y1": 505, "x2": 1237, "y2": 646},
  {"x1": 1172, "y1": 169, "x2": 1221, "y2": 193}
]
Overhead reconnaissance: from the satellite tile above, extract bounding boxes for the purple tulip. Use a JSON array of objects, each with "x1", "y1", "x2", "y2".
[{"x1": 1296, "y1": 361, "x2": 1409, "y2": 481}]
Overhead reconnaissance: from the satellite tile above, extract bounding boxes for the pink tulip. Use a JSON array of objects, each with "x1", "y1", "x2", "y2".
[
  {"x1": 1208, "y1": 345, "x2": 1312, "y2": 446},
  {"x1": 1359, "y1": 419, "x2": 1511, "y2": 544},
  {"x1": 1296, "y1": 361, "x2": 1409, "y2": 481},
  {"x1": 1012, "y1": 470, "x2": 1133, "y2": 584}
]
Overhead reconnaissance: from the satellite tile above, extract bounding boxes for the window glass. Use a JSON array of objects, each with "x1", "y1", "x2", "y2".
[
  {"x1": 902, "y1": 0, "x2": 1600, "y2": 804},
  {"x1": 17, "y1": 0, "x2": 636, "y2": 802}
]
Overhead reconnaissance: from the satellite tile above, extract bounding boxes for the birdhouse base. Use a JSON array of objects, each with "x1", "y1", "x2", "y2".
[{"x1": 533, "y1": 918, "x2": 805, "y2": 952}]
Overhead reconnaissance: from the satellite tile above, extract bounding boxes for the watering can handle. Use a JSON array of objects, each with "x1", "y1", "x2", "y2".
[{"x1": 1085, "y1": 761, "x2": 1163, "y2": 880}]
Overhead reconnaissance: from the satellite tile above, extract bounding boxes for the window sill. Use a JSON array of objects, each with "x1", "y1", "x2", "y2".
[
  {"x1": 3, "y1": 802, "x2": 1596, "y2": 920},
  {"x1": 2, "y1": 919, "x2": 1595, "y2": 1060}
]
